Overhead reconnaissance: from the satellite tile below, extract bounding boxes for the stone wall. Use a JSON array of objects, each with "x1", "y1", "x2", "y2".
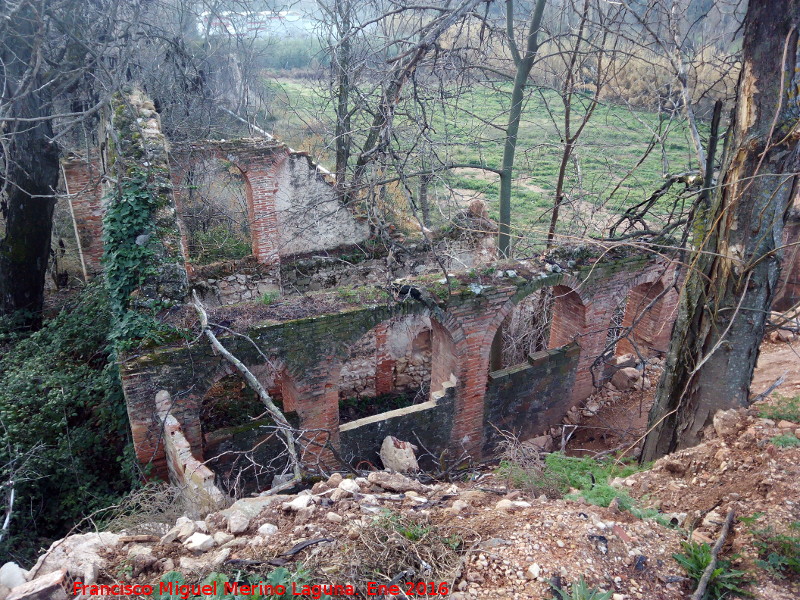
[{"x1": 483, "y1": 343, "x2": 580, "y2": 454}]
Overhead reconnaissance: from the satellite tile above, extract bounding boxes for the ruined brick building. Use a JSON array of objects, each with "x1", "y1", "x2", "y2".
[{"x1": 59, "y1": 92, "x2": 799, "y2": 496}]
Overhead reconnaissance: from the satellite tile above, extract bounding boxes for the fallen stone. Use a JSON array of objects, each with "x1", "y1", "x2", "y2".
[
  {"x1": 29, "y1": 532, "x2": 119, "y2": 580},
  {"x1": 380, "y1": 436, "x2": 419, "y2": 473},
  {"x1": 282, "y1": 495, "x2": 313, "y2": 511},
  {"x1": 495, "y1": 499, "x2": 515, "y2": 511},
  {"x1": 7, "y1": 569, "x2": 67, "y2": 600},
  {"x1": 611, "y1": 367, "x2": 640, "y2": 391},
  {"x1": 526, "y1": 435, "x2": 554, "y2": 453},
  {"x1": 326, "y1": 512, "x2": 343, "y2": 523},
  {"x1": 526, "y1": 564, "x2": 541, "y2": 580},
  {"x1": 257, "y1": 523, "x2": 278, "y2": 538},
  {"x1": 338, "y1": 479, "x2": 361, "y2": 494},
  {"x1": 713, "y1": 408, "x2": 741, "y2": 438},
  {"x1": 184, "y1": 533, "x2": 215, "y2": 552},
  {"x1": 367, "y1": 471, "x2": 425, "y2": 493},
  {"x1": 451, "y1": 500, "x2": 468, "y2": 513},
  {"x1": 227, "y1": 511, "x2": 250, "y2": 535},
  {"x1": 327, "y1": 473, "x2": 343, "y2": 487},
  {"x1": 778, "y1": 420, "x2": 797, "y2": 429},
  {"x1": 0, "y1": 564, "x2": 27, "y2": 591},
  {"x1": 221, "y1": 495, "x2": 282, "y2": 522},
  {"x1": 212, "y1": 532, "x2": 234, "y2": 546}
]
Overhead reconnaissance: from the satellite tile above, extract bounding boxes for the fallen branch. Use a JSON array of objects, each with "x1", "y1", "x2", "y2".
[
  {"x1": 690, "y1": 509, "x2": 736, "y2": 600},
  {"x1": 192, "y1": 290, "x2": 301, "y2": 489}
]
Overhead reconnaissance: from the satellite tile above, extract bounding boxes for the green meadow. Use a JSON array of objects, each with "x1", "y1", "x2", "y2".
[{"x1": 261, "y1": 78, "x2": 704, "y2": 239}]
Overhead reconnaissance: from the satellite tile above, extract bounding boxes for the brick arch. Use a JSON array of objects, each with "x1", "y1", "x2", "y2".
[{"x1": 170, "y1": 142, "x2": 289, "y2": 266}]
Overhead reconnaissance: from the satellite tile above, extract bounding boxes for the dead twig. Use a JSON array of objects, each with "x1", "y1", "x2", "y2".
[
  {"x1": 690, "y1": 509, "x2": 736, "y2": 600},
  {"x1": 192, "y1": 290, "x2": 301, "y2": 489}
]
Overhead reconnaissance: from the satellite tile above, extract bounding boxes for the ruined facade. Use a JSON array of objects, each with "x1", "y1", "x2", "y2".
[
  {"x1": 59, "y1": 92, "x2": 683, "y2": 492},
  {"x1": 120, "y1": 256, "x2": 678, "y2": 485}
]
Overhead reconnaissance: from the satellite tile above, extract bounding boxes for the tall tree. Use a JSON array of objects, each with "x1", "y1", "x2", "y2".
[
  {"x1": 497, "y1": 0, "x2": 547, "y2": 257},
  {"x1": 642, "y1": 0, "x2": 800, "y2": 461},
  {"x1": 0, "y1": 1, "x2": 63, "y2": 328}
]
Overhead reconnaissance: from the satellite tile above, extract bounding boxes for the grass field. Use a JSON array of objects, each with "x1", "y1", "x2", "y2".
[{"x1": 259, "y1": 77, "x2": 704, "y2": 244}]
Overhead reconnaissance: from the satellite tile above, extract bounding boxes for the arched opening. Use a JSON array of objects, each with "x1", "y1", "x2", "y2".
[
  {"x1": 548, "y1": 285, "x2": 586, "y2": 348},
  {"x1": 199, "y1": 362, "x2": 299, "y2": 495},
  {"x1": 176, "y1": 157, "x2": 252, "y2": 264},
  {"x1": 338, "y1": 315, "x2": 433, "y2": 424},
  {"x1": 490, "y1": 288, "x2": 553, "y2": 371}
]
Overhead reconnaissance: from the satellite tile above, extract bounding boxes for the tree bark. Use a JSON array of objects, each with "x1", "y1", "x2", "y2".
[
  {"x1": 642, "y1": 0, "x2": 800, "y2": 461},
  {"x1": 0, "y1": 1, "x2": 61, "y2": 328}
]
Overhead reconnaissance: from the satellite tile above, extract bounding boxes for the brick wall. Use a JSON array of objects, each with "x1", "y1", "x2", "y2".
[
  {"x1": 120, "y1": 255, "x2": 681, "y2": 480},
  {"x1": 61, "y1": 158, "x2": 104, "y2": 276}
]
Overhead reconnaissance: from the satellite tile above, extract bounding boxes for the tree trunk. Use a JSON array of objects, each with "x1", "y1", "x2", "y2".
[
  {"x1": 1, "y1": 42, "x2": 60, "y2": 328},
  {"x1": 498, "y1": 0, "x2": 547, "y2": 257},
  {"x1": 642, "y1": 0, "x2": 800, "y2": 461}
]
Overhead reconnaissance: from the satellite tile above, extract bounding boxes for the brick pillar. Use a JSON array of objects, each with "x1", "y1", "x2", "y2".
[
  {"x1": 244, "y1": 155, "x2": 286, "y2": 265},
  {"x1": 284, "y1": 368, "x2": 340, "y2": 471},
  {"x1": 616, "y1": 281, "x2": 665, "y2": 358},
  {"x1": 374, "y1": 323, "x2": 395, "y2": 395},
  {"x1": 571, "y1": 300, "x2": 617, "y2": 402},
  {"x1": 62, "y1": 159, "x2": 104, "y2": 277}
]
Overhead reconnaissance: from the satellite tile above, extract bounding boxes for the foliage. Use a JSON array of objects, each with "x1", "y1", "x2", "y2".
[
  {"x1": 673, "y1": 540, "x2": 750, "y2": 599},
  {"x1": 769, "y1": 434, "x2": 800, "y2": 448},
  {"x1": 758, "y1": 395, "x2": 800, "y2": 423},
  {"x1": 379, "y1": 510, "x2": 434, "y2": 542},
  {"x1": 742, "y1": 515, "x2": 800, "y2": 580},
  {"x1": 191, "y1": 225, "x2": 252, "y2": 265},
  {"x1": 0, "y1": 284, "x2": 137, "y2": 564},
  {"x1": 261, "y1": 291, "x2": 280, "y2": 306},
  {"x1": 543, "y1": 453, "x2": 646, "y2": 507},
  {"x1": 554, "y1": 576, "x2": 612, "y2": 600}
]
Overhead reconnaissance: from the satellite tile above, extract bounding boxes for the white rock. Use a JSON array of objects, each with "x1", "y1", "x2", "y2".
[
  {"x1": 183, "y1": 533, "x2": 215, "y2": 552},
  {"x1": 526, "y1": 564, "x2": 541, "y2": 580},
  {"x1": 282, "y1": 495, "x2": 313, "y2": 511},
  {"x1": 451, "y1": 500, "x2": 468, "y2": 513},
  {"x1": 209, "y1": 529, "x2": 232, "y2": 545},
  {"x1": 338, "y1": 479, "x2": 361, "y2": 494},
  {"x1": 0, "y1": 564, "x2": 27, "y2": 590},
  {"x1": 227, "y1": 511, "x2": 250, "y2": 534},
  {"x1": 28, "y1": 532, "x2": 119, "y2": 580},
  {"x1": 257, "y1": 523, "x2": 279, "y2": 537},
  {"x1": 495, "y1": 499, "x2": 514, "y2": 511},
  {"x1": 380, "y1": 436, "x2": 419, "y2": 473}
]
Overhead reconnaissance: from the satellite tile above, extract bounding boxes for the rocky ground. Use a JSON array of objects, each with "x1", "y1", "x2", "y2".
[{"x1": 2, "y1": 341, "x2": 798, "y2": 600}]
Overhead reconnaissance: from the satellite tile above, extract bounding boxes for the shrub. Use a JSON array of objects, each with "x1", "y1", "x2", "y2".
[
  {"x1": 673, "y1": 540, "x2": 749, "y2": 599},
  {"x1": 0, "y1": 284, "x2": 137, "y2": 564},
  {"x1": 758, "y1": 395, "x2": 800, "y2": 422},
  {"x1": 554, "y1": 576, "x2": 612, "y2": 600},
  {"x1": 769, "y1": 434, "x2": 800, "y2": 448}
]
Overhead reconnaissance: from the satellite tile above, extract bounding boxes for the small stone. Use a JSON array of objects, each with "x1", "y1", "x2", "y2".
[
  {"x1": 183, "y1": 533, "x2": 215, "y2": 552},
  {"x1": 227, "y1": 511, "x2": 250, "y2": 534},
  {"x1": 327, "y1": 473, "x2": 343, "y2": 487},
  {"x1": 338, "y1": 479, "x2": 361, "y2": 494},
  {"x1": 451, "y1": 500, "x2": 468, "y2": 513},
  {"x1": 326, "y1": 512, "x2": 343, "y2": 523},
  {"x1": 257, "y1": 523, "x2": 278, "y2": 538},
  {"x1": 777, "y1": 420, "x2": 796, "y2": 429},
  {"x1": 526, "y1": 564, "x2": 541, "y2": 580},
  {"x1": 213, "y1": 532, "x2": 234, "y2": 545}
]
